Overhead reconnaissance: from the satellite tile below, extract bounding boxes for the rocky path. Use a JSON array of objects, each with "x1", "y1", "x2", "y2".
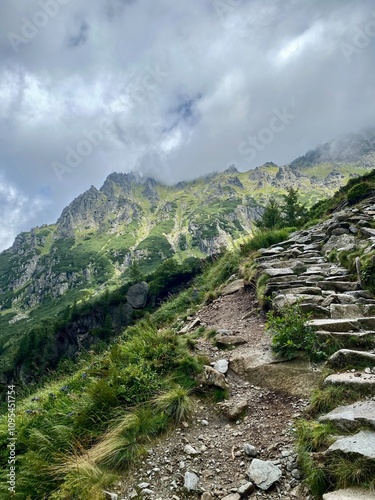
[{"x1": 115, "y1": 287, "x2": 312, "y2": 500}]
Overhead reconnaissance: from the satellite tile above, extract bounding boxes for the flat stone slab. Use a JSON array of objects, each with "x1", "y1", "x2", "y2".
[
  {"x1": 324, "y1": 371, "x2": 375, "y2": 389},
  {"x1": 279, "y1": 286, "x2": 322, "y2": 296},
  {"x1": 327, "y1": 430, "x2": 375, "y2": 459},
  {"x1": 323, "y1": 487, "x2": 375, "y2": 499},
  {"x1": 264, "y1": 267, "x2": 294, "y2": 277},
  {"x1": 316, "y1": 331, "x2": 375, "y2": 346},
  {"x1": 222, "y1": 279, "x2": 244, "y2": 295},
  {"x1": 330, "y1": 304, "x2": 375, "y2": 319},
  {"x1": 308, "y1": 318, "x2": 361, "y2": 332},
  {"x1": 327, "y1": 349, "x2": 375, "y2": 369},
  {"x1": 274, "y1": 294, "x2": 323, "y2": 308},
  {"x1": 247, "y1": 459, "x2": 282, "y2": 490},
  {"x1": 319, "y1": 401, "x2": 375, "y2": 431},
  {"x1": 318, "y1": 281, "x2": 360, "y2": 292}
]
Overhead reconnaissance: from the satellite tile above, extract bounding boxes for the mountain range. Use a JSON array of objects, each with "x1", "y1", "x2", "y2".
[{"x1": 0, "y1": 129, "x2": 375, "y2": 337}]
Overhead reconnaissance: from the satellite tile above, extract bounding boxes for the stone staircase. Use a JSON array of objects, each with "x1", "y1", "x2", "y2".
[{"x1": 254, "y1": 198, "x2": 375, "y2": 499}]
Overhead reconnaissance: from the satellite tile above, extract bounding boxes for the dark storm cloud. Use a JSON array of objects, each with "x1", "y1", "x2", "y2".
[{"x1": 0, "y1": 0, "x2": 374, "y2": 249}]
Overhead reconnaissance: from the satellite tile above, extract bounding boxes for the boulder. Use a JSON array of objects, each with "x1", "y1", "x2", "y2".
[
  {"x1": 198, "y1": 366, "x2": 228, "y2": 389},
  {"x1": 222, "y1": 279, "x2": 244, "y2": 295},
  {"x1": 126, "y1": 282, "x2": 149, "y2": 309},
  {"x1": 218, "y1": 399, "x2": 248, "y2": 420},
  {"x1": 247, "y1": 459, "x2": 282, "y2": 490},
  {"x1": 221, "y1": 495, "x2": 240, "y2": 500}
]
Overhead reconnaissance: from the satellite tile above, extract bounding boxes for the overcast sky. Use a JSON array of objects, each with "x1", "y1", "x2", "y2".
[{"x1": 0, "y1": 0, "x2": 374, "y2": 250}]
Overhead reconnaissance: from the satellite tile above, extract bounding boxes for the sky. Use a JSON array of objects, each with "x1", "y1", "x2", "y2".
[{"x1": 0, "y1": 0, "x2": 374, "y2": 250}]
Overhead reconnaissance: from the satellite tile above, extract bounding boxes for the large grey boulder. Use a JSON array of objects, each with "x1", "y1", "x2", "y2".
[
  {"x1": 126, "y1": 282, "x2": 149, "y2": 309},
  {"x1": 319, "y1": 401, "x2": 375, "y2": 431},
  {"x1": 247, "y1": 459, "x2": 282, "y2": 490},
  {"x1": 327, "y1": 430, "x2": 375, "y2": 459}
]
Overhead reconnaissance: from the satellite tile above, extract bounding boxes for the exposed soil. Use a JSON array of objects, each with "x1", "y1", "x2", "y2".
[{"x1": 116, "y1": 287, "x2": 316, "y2": 500}]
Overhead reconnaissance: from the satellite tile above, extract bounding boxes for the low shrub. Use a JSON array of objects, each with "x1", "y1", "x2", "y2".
[
  {"x1": 240, "y1": 228, "x2": 292, "y2": 255},
  {"x1": 347, "y1": 181, "x2": 374, "y2": 205},
  {"x1": 266, "y1": 304, "x2": 327, "y2": 361}
]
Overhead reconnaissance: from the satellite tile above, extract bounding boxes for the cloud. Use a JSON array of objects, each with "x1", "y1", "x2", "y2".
[{"x1": 0, "y1": 0, "x2": 374, "y2": 250}]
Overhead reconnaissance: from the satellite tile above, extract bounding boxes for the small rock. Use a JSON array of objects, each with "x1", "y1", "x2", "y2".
[
  {"x1": 103, "y1": 492, "x2": 118, "y2": 500},
  {"x1": 138, "y1": 482, "x2": 150, "y2": 489},
  {"x1": 247, "y1": 459, "x2": 282, "y2": 490},
  {"x1": 291, "y1": 468, "x2": 302, "y2": 480},
  {"x1": 184, "y1": 444, "x2": 199, "y2": 455},
  {"x1": 243, "y1": 443, "x2": 258, "y2": 457},
  {"x1": 221, "y1": 494, "x2": 241, "y2": 500},
  {"x1": 201, "y1": 493, "x2": 213, "y2": 500},
  {"x1": 237, "y1": 481, "x2": 255, "y2": 495},
  {"x1": 184, "y1": 471, "x2": 200, "y2": 491},
  {"x1": 213, "y1": 359, "x2": 229, "y2": 374}
]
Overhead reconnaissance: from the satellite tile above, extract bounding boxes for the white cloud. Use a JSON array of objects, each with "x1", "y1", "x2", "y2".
[{"x1": 0, "y1": 0, "x2": 374, "y2": 249}]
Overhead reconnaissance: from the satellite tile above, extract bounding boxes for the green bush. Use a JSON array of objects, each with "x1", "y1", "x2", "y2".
[
  {"x1": 266, "y1": 304, "x2": 327, "y2": 361},
  {"x1": 241, "y1": 228, "x2": 292, "y2": 255},
  {"x1": 347, "y1": 181, "x2": 374, "y2": 205}
]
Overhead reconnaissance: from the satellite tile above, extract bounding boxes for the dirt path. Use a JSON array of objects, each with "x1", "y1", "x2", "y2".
[{"x1": 116, "y1": 287, "x2": 315, "y2": 500}]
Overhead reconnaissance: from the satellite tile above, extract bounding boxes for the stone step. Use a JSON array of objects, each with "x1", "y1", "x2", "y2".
[
  {"x1": 323, "y1": 488, "x2": 375, "y2": 499},
  {"x1": 319, "y1": 401, "x2": 375, "y2": 431},
  {"x1": 308, "y1": 317, "x2": 375, "y2": 332},
  {"x1": 273, "y1": 294, "x2": 324, "y2": 309},
  {"x1": 300, "y1": 304, "x2": 330, "y2": 318},
  {"x1": 327, "y1": 430, "x2": 375, "y2": 459},
  {"x1": 267, "y1": 274, "x2": 324, "y2": 285},
  {"x1": 324, "y1": 371, "x2": 375, "y2": 391},
  {"x1": 263, "y1": 268, "x2": 294, "y2": 277},
  {"x1": 274, "y1": 286, "x2": 322, "y2": 296},
  {"x1": 330, "y1": 304, "x2": 375, "y2": 319},
  {"x1": 318, "y1": 281, "x2": 360, "y2": 292},
  {"x1": 324, "y1": 275, "x2": 354, "y2": 282},
  {"x1": 316, "y1": 330, "x2": 375, "y2": 349},
  {"x1": 326, "y1": 349, "x2": 375, "y2": 370}
]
